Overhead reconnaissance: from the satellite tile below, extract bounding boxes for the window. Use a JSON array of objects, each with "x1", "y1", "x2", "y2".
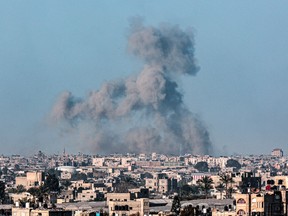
[
  {"x1": 237, "y1": 210, "x2": 246, "y2": 215},
  {"x1": 237, "y1": 198, "x2": 246, "y2": 204}
]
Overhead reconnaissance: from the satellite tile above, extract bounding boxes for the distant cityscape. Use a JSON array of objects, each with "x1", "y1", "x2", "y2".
[{"x1": 0, "y1": 148, "x2": 286, "y2": 215}]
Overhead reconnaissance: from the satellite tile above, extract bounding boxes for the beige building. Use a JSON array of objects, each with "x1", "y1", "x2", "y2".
[
  {"x1": 145, "y1": 173, "x2": 176, "y2": 194},
  {"x1": 15, "y1": 171, "x2": 44, "y2": 189},
  {"x1": 12, "y1": 207, "x2": 72, "y2": 216},
  {"x1": 107, "y1": 192, "x2": 149, "y2": 216},
  {"x1": 268, "y1": 176, "x2": 288, "y2": 189},
  {"x1": 212, "y1": 210, "x2": 236, "y2": 216},
  {"x1": 109, "y1": 198, "x2": 149, "y2": 216},
  {"x1": 106, "y1": 193, "x2": 131, "y2": 206},
  {"x1": 72, "y1": 180, "x2": 92, "y2": 190},
  {"x1": 271, "y1": 148, "x2": 283, "y2": 157},
  {"x1": 235, "y1": 193, "x2": 264, "y2": 215},
  {"x1": 92, "y1": 157, "x2": 105, "y2": 167},
  {"x1": 77, "y1": 189, "x2": 97, "y2": 202}
]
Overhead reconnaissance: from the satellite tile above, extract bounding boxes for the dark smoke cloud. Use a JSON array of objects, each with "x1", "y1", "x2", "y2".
[{"x1": 50, "y1": 21, "x2": 212, "y2": 155}]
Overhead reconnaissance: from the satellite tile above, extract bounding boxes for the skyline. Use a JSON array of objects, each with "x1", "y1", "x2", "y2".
[{"x1": 0, "y1": 1, "x2": 288, "y2": 155}]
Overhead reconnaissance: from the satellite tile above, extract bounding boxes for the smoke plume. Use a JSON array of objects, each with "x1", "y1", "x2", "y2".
[{"x1": 51, "y1": 21, "x2": 212, "y2": 155}]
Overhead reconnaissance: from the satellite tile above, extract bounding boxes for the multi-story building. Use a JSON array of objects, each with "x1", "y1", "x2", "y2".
[
  {"x1": 12, "y1": 207, "x2": 73, "y2": 216},
  {"x1": 235, "y1": 193, "x2": 264, "y2": 215},
  {"x1": 77, "y1": 189, "x2": 97, "y2": 202},
  {"x1": 271, "y1": 148, "x2": 284, "y2": 157},
  {"x1": 108, "y1": 196, "x2": 149, "y2": 216},
  {"x1": 15, "y1": 171, "x2": 44, "y2": 189},
  {"x1": 145, "y1": 173, "x2": 177, "y2": 194}
]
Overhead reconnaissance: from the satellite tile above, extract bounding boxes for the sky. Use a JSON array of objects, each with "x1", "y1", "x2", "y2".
[{"x1": 0, "y1": 1, "x2": 288, "y2": 156}]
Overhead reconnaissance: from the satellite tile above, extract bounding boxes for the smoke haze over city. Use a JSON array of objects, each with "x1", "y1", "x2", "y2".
[
  {"x1": 0, "y1": 1, "x2": 288, "y2": 155},
  {"x1": 51, "y1": 21, "x2": 212, "y2": 155}
]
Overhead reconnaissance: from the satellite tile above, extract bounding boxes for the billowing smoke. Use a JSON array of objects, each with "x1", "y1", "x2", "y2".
[{"x1": 51, "y1": 21, "x2": 212, "y2": 155}]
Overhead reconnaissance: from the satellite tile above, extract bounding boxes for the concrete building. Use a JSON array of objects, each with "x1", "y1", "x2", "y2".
[
  {"x1": 108, "y1": 198, "x2": 149, "y2": 216},
  {"x1": 271, "y1": 148, "x2": 283, "y2": 157},
  {"x1": 145, "y1": 173, "x2": 177, "y2": 194},
  {"x1": 12, "y1": 207, "x2": 72, "y2": 216},
  {"x1": 15, "y1": 171, "x2": 44, "y2": 189},
  {"x1": 235, "y1": 193, "x2": 264, "y2": 215},
  {"x1": 77, "y1": 189, "x2": 97, "y2": 202}
]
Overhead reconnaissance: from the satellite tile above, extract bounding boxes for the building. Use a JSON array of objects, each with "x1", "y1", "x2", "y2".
[
  {"x1": 107, "y1": 192, "x2": 149, "y2": 216},
  {"x1": 15, "y1": 171, "x2": 44, "y2": 189},
  {"x1": 145, "y1": 173, "x2": 177, "y2": 194},
  {"x1": 77, "y1": 189, "x2": 97, "y2": 202},
  {"x1": 271, "y1": 148, "x2": 283, "y2": 157},
  {"x1": 264, "y1": 191, "x2": 284, "y2": 216},
  {"x1": 12, "y1": 207, "x2": 72, "y2": 216},
  {"x1": 235, "y1": 193, "x2": 264, "y2": 215},
  {"x1": 108, "y1": 198, "x2": 149, "y2": 216}
]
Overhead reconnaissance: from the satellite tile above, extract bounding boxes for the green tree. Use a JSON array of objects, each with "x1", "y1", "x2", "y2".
[
  {"x1": 47, "y1": 168, "x2": 60, "y2": 178},
  {"x1": 215, "y1": 183, "x2": 225, "y2": 199},
  {"x1": 196, "y1": 176, "x2": 213, "y2": 199},
  {"x1": 2, "y1": 167, "x2": 8, "y2": 175},
  {"x1": 219, "y1": 173, "x2": 234, "y2": 199},
  {"x1": 171, "y1": 195, "x2": 181, "y2": 215},
  {"x1": 14, "y1": 164, "x2": 20, "y2": 171},
  {"x1": 43, "y1": 173, "x2": 60, "y2": 193},
  {"x1": 27, "y1": 187, "x2": 43, "y2": 204},
  {"x1": 194, "y1": 162, "x2": 209, "y2": 172},
  {"x1": 0, "y1": 181, "x2": 5, "y2": 203},
  {"x1": 226, "y1": 159, "x2": 241, "y2": 170},
  {"x1": 16, "y1": 185, "x2": 26, "y2": 194},
  {"x1": 179, "y1": 184, "x2": 199, "y2": 198},
  {"x1": 71, "y1": 172, "x2": 87, "y2": 181},
  {"x1": 61, "y1": 180, "x2": 72, "y2": 190},
  {"x1": 27, "y1": 187, "x2": 42, "y2": 198}
]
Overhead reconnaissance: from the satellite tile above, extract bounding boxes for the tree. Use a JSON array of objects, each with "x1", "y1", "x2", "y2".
[
  {"x1": 61, "y1": 180, "x2": 72, "y2": 190},
  {"x1": 14, "y1": 164, "x2": 20, "y2": 171},
  {"x1": 16, "y1": 185, "x2": 26, "y2": 194},
  {"x1": 227, "y1": 187, "x2": 236, "y2": 198},
  {"x1": 143, "y1": 172, "x2": 153, "y2": 179},
  {"x1": 179, "y1": 184, "x2": 199, "y2": 198},
  {"x1": 226, "y1": 159, "x2": 241, "y2": 170},
  {"x1": 219, "y1": 173, "x2": 234, "y2": 199},
  {"x1": 171, "y1": 195, "x2": 181, "y2": 215},
  {"x1": 71, "y1": 172, "x2": 87, "y2": 181},
  {"x1": 194, "y1": 162, "x2": 209, "y2": 172},
  {"x1": 0, "y1": 181, "x2": 5, "y2": 203},
  {"x1": 2, "y1": 167, "x2": 8, "y2": 175},
  {"x1": 43, "y1": 173, "x2": 60, "y2": 193},
  {"x1": 47, "y1": 168, "x2": 60, "y2": 178},
  {"x1": 215, "y1": 183, "x2": 225, "y2": 199},
  {"x1": 196, "y1": 176, "x2": 213, "y2": 199},
  {"x1": 27, "y1": 187, "x2": 43, "y2": 204}
]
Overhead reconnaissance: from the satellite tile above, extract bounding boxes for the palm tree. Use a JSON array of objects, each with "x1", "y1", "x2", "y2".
[
  {"x1": 171, "y1": 195, "x2": 181, "y2": 215},
  {"x1": 215, "y1": 183, "x2": 225, "y2": 199},
  {"x1": 197, "y1": 176, "x2": 213, "y2": 199},
  {"x1": 219, "y1": 173, "x2": 234, "y2": 199}
]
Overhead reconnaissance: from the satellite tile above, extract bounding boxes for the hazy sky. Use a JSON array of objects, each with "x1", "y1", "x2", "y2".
[{"x1": 0, "y1": 1, "x2": 288, "y2": 155}]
